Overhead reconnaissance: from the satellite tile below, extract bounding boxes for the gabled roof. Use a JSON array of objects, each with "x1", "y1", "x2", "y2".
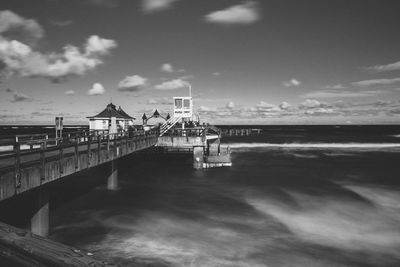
[{"x1": 87, "y1": 103, "x2": 134, "y2": 119}]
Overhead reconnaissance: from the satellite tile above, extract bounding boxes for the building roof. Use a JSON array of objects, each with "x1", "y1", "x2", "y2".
[{"x1": 87, "y1": 103, "x2": 135, "y2": 119}]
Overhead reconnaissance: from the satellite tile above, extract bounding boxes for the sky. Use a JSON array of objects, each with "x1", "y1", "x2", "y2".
[{"x1": 0, "y1": 0, "x2": 400, "y2": 125}]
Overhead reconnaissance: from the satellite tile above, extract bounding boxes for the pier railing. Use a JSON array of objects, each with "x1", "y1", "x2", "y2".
[{"x1": 0, "y1": 129, "x2": 159, "y2": 201}]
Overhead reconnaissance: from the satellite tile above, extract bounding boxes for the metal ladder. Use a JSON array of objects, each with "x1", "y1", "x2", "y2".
[{"x1": 159, "y1": 116, "x2": 182, "y2": 136}]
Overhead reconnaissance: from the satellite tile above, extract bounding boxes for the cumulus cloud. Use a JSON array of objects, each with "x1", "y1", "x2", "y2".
[
  {"x1": 142, "y1": 0, "x2": 180, "y2": 13},
  {"x1": 212, "y1": 72, "x2": 221, "y2": 76},
  {"x1": 11, "y1": 92, "x2": 32, "y2": 102},
  {"x1": 226, "y1": 101, "x2": 235, "y2": 109},
  {"x1": 205, "y1": 1, "x2": 260, "y2": 25},
  {"x1": 155, "y1": 78, "x2": 189, "y2": 90},
  {"x1": 352, "y1": 78, "x2": 400, "y2": 87},
  {"x1": 88, "y1": 83, "x2": 105, "y2": 95},
  {"x1": 65, "y1": 90, "x2": 75, "y2": 95},
  {"x1": 0, "y1": 35, "x2": 116, "y2": 82},
  {"x1": 283, "y1": 78, "x2": 301, "y2": 87},
  {"x1": 0, "y1": 11, "x2": 117, "y2": 82},
  {"x1": 305, "y1": 108, "x2": 334, "y2": 115},
  {"x1": 0, "y1": 10, "x2": 44, "y2": 43},
  {"x1": 161, "y1": 63, "x2": 174, "y2": 73},
  {"x1": 301, "y1": 99, "x2": 322, "y2": 108},
  {"x1": 367, "y1": 60, "x2": 400, "y2": 73},
  {"x1": 279, "y1": 101, "x2": 291, "y2": 110},
  {"x1": 118, "y1": 75, "x2": 148, "y2": 92}
]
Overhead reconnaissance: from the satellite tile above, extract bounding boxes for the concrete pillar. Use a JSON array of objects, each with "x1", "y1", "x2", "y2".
[
  {"x1": 193, "y1": 146, "x2": 204, "y2": 170},
  {"x1": 31, "y1": 188, "x2": 49, "y2": 237},
  {"x1": 107, "y1": 160, "x2": 118, "y2": 190}
]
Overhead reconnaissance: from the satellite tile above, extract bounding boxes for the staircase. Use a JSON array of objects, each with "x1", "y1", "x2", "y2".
[{"x1": 159, "y1": 116, "x2": 182, "y2": 136}]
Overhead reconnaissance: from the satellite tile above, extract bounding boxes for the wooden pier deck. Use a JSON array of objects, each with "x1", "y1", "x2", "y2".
[{"x1": 0, "y1": 130, "x2": 158, "y2": 202}]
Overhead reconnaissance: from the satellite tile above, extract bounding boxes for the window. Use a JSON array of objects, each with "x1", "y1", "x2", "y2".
[
  {"x1": 183, "y1": 99, "x2": 190, "y2": 109},
  {"x1": 175, "y1": 98, "x2": 182, "y2": 109}
]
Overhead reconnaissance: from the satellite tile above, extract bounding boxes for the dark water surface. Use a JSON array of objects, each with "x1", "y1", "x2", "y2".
[{"x1": 44, "y1": 125, "x2": 400, "y2": 266}]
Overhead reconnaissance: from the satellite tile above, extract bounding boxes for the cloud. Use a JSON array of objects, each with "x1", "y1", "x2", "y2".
[
  {"x1": 147, "y1": 97, "x2": 173, "y2": 105},
  {"x1": 118, "y1": 75, "x2": 148, "y2": 92},
  {"x1": 226, "y1": 101, "x2": 235, "y2": 109},
  {"x1": 11, "y1": 92, "x2": 32, "y2": 102},
  {"x1": 85, "y1": 35, "x2": 117, "y2": 55},
  {"x1": 0, "y1": 10, "x2": 44, "y2": 43},
  {"x1": 198, "y1": 105, "x2": 217, "y2": 112},
  {"x1": 147, "y1": 98, "x2": 158, "y2": 104},
  {"x1": 352, "y1": 78, "x2": 400, "y2": 87},
  {"x1": 0, "y1": 11, "x2": 116, "y2": 82},
  {"x1": 321, "y1": 84, "x2": 346, "y2": 90},
  {"x1": 302, "y1": 90, "x2": 382, "y2": 99},
  {"x1": 5, "y1": 88, "x2": 12, "y2": 92},
  {"x1": 88, "y1": 83, "x2": 105, "y2": 95},
  {"x1": 283, "y1": 78, "x2": 301, "y2": 87},
  {"x1": 142, "y1": 0, "x2": 180, "y2": 13},
  {"x1": 279, "y1": 101, "x2": 291, "y2": 110},
  {"x1": 305, "y1": 108, "x2": 334, "y2": 115},
  {"x1": 0, "y1": 34, "x2": 117, "y2": 82},
  {"x1": 212, "y1": 72, "x2": 221, "y2": 76},
  {"x1": 65, "y1": 90, "x2": 75, "y2": 95},
  {"x1": 155, "y1": 78, "x2": 189, "y2": 90},
  {"x1": 367, "y1": 61, "x2": 400, "y2": 73},
  {"x1": 247, "y1": 101, "x2": 282, "y2": 113},
  {"x1": 205, "y1": 1, "x2": 260, "y2": 25},
  {"x1": 301, "y1": 99, "x2": 322, "y2": 108},
  {"x1": 161, "y1": 63, "x2": 174, "y2": 73},
  {"x1": 49, "y1": 20, "x2": 73, "y2": 27},
  {"x1": 160, "y1": 63, "x2": 185, "y2": 73}
]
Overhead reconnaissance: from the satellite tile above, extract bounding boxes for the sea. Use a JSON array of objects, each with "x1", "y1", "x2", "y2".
[{"x1": 1, "y1": 125, "x2": 400, "y2": 266}]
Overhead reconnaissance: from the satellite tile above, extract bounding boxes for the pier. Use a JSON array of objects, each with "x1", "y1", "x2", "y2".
[
  {"x1": 0, "y1": 128, "x2": 157, "y2": 265},
  {"x1": 0, "y1": 96, "x2": 232, "y2": 264}
]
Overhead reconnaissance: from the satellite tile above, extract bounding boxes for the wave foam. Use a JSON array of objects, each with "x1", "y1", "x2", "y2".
[{"x1": 228, "y1": 142, "x2": 400, "y2": 149}]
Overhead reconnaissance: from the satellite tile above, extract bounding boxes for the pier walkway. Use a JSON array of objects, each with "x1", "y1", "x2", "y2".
[
  {"x1": 0, "y1": 129, "x2": 157, "y2": 265},
  {"x1": 0, "y1": 130, "x2": 158, "y2": 202}
]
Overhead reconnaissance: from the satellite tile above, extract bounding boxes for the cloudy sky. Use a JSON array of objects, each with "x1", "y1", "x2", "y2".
[{"x1": 1, "y1": 0, "x2": 400, "y2": 125}]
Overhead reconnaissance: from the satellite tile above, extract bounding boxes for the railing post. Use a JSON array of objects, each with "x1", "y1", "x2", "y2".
[
  {"x1": 97, "y1": 135, "x2": 101, "y2": 164},
  {"x1": 87, "y1": 135, "x2": 91, "y2": 168},
  {"x1": 59, "y1": 139, "x2": 63, "y2": 176},
  {"x1": 107, "y1": 135, "x2": 111, "y2": 160},
  {"x1": 40, "y1": 140, "x2": 46, "y2": 182},
  {"x1": 74, "y1": 139, "x2": 79, "y2": 170},
  {"x1": 113, "y1": 135, "x2": 117, "y2": 158},
  {"x1": 14, "y1": 142, "x2": 21, "y2": 190},
  {"x1": 125, "y1": 134, "x2": 129, "y2": 154}
]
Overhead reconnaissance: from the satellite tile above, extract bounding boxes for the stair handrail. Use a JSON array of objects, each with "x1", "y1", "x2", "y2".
[{"x1": 159, "y1": 116, "x2": 182, "y2": 136}]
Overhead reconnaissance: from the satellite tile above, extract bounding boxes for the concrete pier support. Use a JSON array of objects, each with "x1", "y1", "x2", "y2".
[
  {"x1": 193, "y1": 146, "x2": 204, "y2": 170},
  {"x1": 107, "y1": 160, "x2": 118, "y2": 190},
  {"x1": 30, "y1": 188, "x2": 49, "y2": 237}
]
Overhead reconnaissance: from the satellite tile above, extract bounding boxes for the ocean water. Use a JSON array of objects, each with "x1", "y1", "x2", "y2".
[{"x1": 43, "y1": 126, "x2": 400, "y2": 266}]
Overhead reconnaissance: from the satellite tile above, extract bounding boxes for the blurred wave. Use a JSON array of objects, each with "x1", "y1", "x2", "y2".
[
  {"x1": 229, "y1": 142, "x2": 400, "y2": 150},
  {"x1": 246, "y1": 185, "x2": 400, "y2": 265}
]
